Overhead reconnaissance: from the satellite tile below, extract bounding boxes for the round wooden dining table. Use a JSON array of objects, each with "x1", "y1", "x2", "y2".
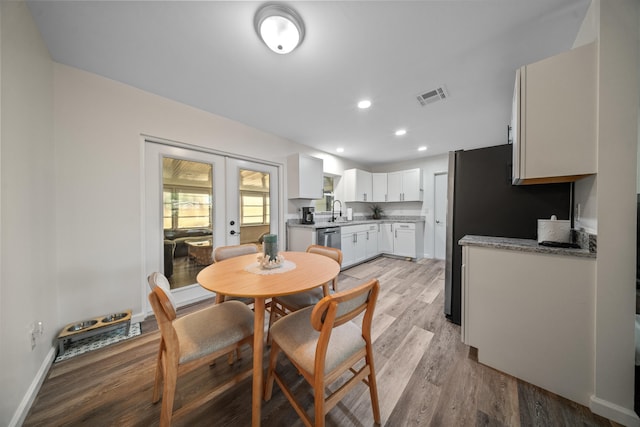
[{"x1": 196, "y1": 250, "x2": 341, "y2": 427}]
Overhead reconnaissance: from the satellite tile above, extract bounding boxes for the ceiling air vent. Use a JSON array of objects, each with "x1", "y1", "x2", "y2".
[{"x1": 416, "y1": 86, "x2": 448, "y2": 106}]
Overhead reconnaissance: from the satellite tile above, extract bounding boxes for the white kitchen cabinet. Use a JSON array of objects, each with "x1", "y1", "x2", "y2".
[
  {"x1": 341, "y1": 224, "x2": 380, "y2": 268},
  {"x1": 372, "y1": 173, "x2": 388, "y2": 202},
  {"x1": 376, "y1": 222, "x2": 423, "y2": 259},
  {"x1": 393, "y1": 223, "x2": 416, "y2": 257},
  {"x1": 341, "y1": 225, "x2": 366, "y2": 267},
  {"x1": 287, "y1": 153, "x2": 323, "y2": 199},
  {"x1": 386, "y1": 169, "x2": 423, "y2": 201},
  {"x1": 378, "y1": 223, "x2": 394, "y2": 254},
  {"x1": 461, "y1": 244, "x2": 595, "y2": 406},
  {"x1": 344, "y1": 169, "x2": 372, "y2": 202},
  {"x1": 364, "y1": 224, "x2": 379, "y2": 258},
  {"x1": 341, "y1": 232, "x2": 355, "y2": 267},
  {"x1": 511, "y1": 42, "x2": 596, "y2": 185},
  {"x1": 287, "y1": 226, "x2": 315, "y2": 252}
]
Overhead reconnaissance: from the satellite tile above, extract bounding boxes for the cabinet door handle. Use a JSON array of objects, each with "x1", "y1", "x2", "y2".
[
  {"x1": 395, "y1": 230, "x2": 397, "y2": 238},
  {"x1": 366, "y1": 231, "x2": 369, "y2": 240}
]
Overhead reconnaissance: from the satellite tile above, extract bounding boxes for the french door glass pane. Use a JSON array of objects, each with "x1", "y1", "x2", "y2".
[
  {"x1": 238, "y1": 168, "x2": 270, "y2": 244},
  {"x1": 162, "y1": 157, "x2": 213, "y2": 289}
]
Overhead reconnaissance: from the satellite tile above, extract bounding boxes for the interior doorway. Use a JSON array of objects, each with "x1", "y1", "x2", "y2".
[{"x1": 434, "y1": 172, "x2": 448, "y2": 260}]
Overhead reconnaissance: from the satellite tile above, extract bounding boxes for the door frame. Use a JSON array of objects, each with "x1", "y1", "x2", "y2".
[{"x1": 141, "y1": 136, "x2": 284, "y2": 315}]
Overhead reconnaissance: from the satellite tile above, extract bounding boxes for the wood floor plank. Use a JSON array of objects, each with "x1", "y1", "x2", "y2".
[
  {"x1": 476, "y1": 363, "x2": 521, "y2": 427},
  {"x1": 23, "y1": 256, "x2": 623, "y2": 427}
]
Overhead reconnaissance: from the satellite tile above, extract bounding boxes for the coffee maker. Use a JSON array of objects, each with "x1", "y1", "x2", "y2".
[{"x1": 301, "y1": 207, "x2": 315, "y2": 224}]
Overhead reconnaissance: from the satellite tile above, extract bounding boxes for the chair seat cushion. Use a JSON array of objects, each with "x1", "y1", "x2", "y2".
[
  {"x1": 270, "y1": 306, "x2": 364, "y2": 376},
  {"x1": 275, "y1": 287, "x2": 325, "y2": 311},
  {"x1": 174, "y1": 300, "x2": 254, "y2": 364}
]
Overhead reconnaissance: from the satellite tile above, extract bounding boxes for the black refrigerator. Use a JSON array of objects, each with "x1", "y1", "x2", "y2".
[{"x1": 444, "y1": 144, "x2": 571, "y2": 325}]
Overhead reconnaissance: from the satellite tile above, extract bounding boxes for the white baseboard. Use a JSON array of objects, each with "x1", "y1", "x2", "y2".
[
  {"x1": 9, "y1": 346, "x2": 56, "y2": 427},
  {"x1": 590, "y1": 395, "x2": 640, "y2": 427},
  {"x1": 131, "y1": 311, "x2": 147, "y2": 324}
]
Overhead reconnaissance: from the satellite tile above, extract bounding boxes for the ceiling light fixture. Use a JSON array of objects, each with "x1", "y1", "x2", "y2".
[
  {"x1": 357, "y1": 100, "x2": 372, "y2": 109},
  {"x1": 395, "y1": 129, "x2": 407, "y2": 136},
  {"x1": 418, "y1": 146, "x2": 428, "y2": 152},
  {"x1": 336, "y1": 147, "x2": 344, "y2": 153},
  {"x1": 254, "y1": 3, "x2": 305, "y2": 54}
]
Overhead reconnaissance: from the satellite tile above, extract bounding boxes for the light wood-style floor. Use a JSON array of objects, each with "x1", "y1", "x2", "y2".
[{"x1": 24, "y1": 256, "x2": 621, "y2": 426}]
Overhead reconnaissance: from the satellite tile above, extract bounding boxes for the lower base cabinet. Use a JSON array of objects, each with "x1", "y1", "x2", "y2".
[
  {"x1": 378, "y1": 223, "x2": 393, "y2": 254},
  {"x1": 291, "y1": 222, "x2": 423, "y2": 269},
  {"x1": 393, "y1": 223, "x2": 416, "y2": 257},
  {"x1": 461, "y1": 244, "x2": 595, "y2": 406},
  {"x1": 342, "y1": 225, "x2": 377, "y2": 268}
]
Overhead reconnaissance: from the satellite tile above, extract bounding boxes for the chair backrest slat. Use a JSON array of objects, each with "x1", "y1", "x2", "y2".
[
  {"x1": 310, "y1": 279, "x2": 379, "y2": 332},
  {"x1": 306, "y1": 244, "x2": 343, "y2": 265},
  {"x1": 306, "y1": 245, "x2": 343, "y2": 292},
  {"x1": 148, "y1": 272, "x2": 177, "y2": 320},
  {"x1": 213, "y1": 244, "x2": 258, "y2": 262}
]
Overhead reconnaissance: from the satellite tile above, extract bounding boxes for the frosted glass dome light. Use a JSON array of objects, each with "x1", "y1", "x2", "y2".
[{"x1": 255, "y1": 4, "x2": 305, "y2": 54}]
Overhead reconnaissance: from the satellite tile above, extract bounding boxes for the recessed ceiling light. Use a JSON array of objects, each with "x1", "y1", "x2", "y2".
[
  {"x1": 357, "y1": 100, "x2": 372, "y2": 109},
  {"x1": 418, "y1": 146, "x2": 427, "y2": 152},
  {"x1": 395, "y1": 129, "x2": 407, "y2": 136},
  {"x1": 336, "y1": 147, "x2": 344, "y2": 153}
]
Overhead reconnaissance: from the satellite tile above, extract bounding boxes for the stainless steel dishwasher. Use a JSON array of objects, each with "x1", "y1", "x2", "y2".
[{"x1": 316, "y1": 227, "x2": 341, "y2": 249}]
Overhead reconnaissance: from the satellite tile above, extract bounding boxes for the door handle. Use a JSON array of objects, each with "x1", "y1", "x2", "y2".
[
  {"x1": 436, "y1": 220, "x2": 441, "y2": 224},
  {"x1": 230, "y1": 230, "x2": 240, "y2": 235}
]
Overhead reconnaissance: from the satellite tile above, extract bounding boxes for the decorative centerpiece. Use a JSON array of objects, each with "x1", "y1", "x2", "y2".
[{"x1": 258, "y1": 234, "x2": 284, "y2": 269}]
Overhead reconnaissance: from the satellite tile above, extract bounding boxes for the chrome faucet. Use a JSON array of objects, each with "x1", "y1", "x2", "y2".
[{"x1": 331, "y1": 200, "x2": 342, "y2": 222}]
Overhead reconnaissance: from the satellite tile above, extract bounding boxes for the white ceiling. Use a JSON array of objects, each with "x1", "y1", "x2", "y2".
[{"x1": 26, "y1": 0, "x2": 591, "y2": 166}]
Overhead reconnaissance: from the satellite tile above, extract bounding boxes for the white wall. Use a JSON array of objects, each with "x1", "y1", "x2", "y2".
[
  {"x1": 0, "y1": 1, "x2": 57, "y2": 425},
  {"x1": 572, "y1": 0, "x2": 599, "y2": 235},
  {"x1": 591, "y1": 1, "x2": 639, "y2": 425},
  {"x1": 53, "y1": 63, "x2": 362, "y2": 327},
  {"x1": 570, "y1": 2, "x2": 640, "y2": 425}
]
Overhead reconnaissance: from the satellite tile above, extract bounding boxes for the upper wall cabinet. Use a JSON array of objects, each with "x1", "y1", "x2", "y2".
[
  {"x1": 387, "y1": 168, "x2": 423, "y2": 201},
  {"x1": 511, "y1": 42, "x2": 597, "y2": 185},
  {"x1": 372, "y1": 173, "x2": 388, "y2": 202},
  {"x1": 344, "y1": 169, "x2": 372, "y2": 202},
  {"x1": 287, "y1": 154, "x2": 323, "y2": 199}
]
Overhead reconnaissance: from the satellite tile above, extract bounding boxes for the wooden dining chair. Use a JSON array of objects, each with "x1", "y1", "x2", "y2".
[
  {"x1": 264, "y1": 278, "x2": 381, "y2": 427},
  {"x1": 147, "y1": 272, "x2": 254, "y2": 427},
  {"x1": 212, "y1": 243, "x2": 259, "y2": 304},
  {"x1": 268, "y1": 245, "x2": 342, "y2": 334}
]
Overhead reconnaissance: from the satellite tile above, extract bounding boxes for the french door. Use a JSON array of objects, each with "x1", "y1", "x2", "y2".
[
  {"x1": 225, "y1": 158, "x2": 279, "y2": 247},
  {"x1": 144, "y1": 141, "x2": 279, "y2": 308}
]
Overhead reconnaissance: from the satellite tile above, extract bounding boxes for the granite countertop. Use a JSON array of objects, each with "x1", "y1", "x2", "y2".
[
  {"x1": 459, "y1": 235, "x2": 596, "y2": 259},
  {"x1": 287, "y1": 217, "x2": 425, "y2": 229}
]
